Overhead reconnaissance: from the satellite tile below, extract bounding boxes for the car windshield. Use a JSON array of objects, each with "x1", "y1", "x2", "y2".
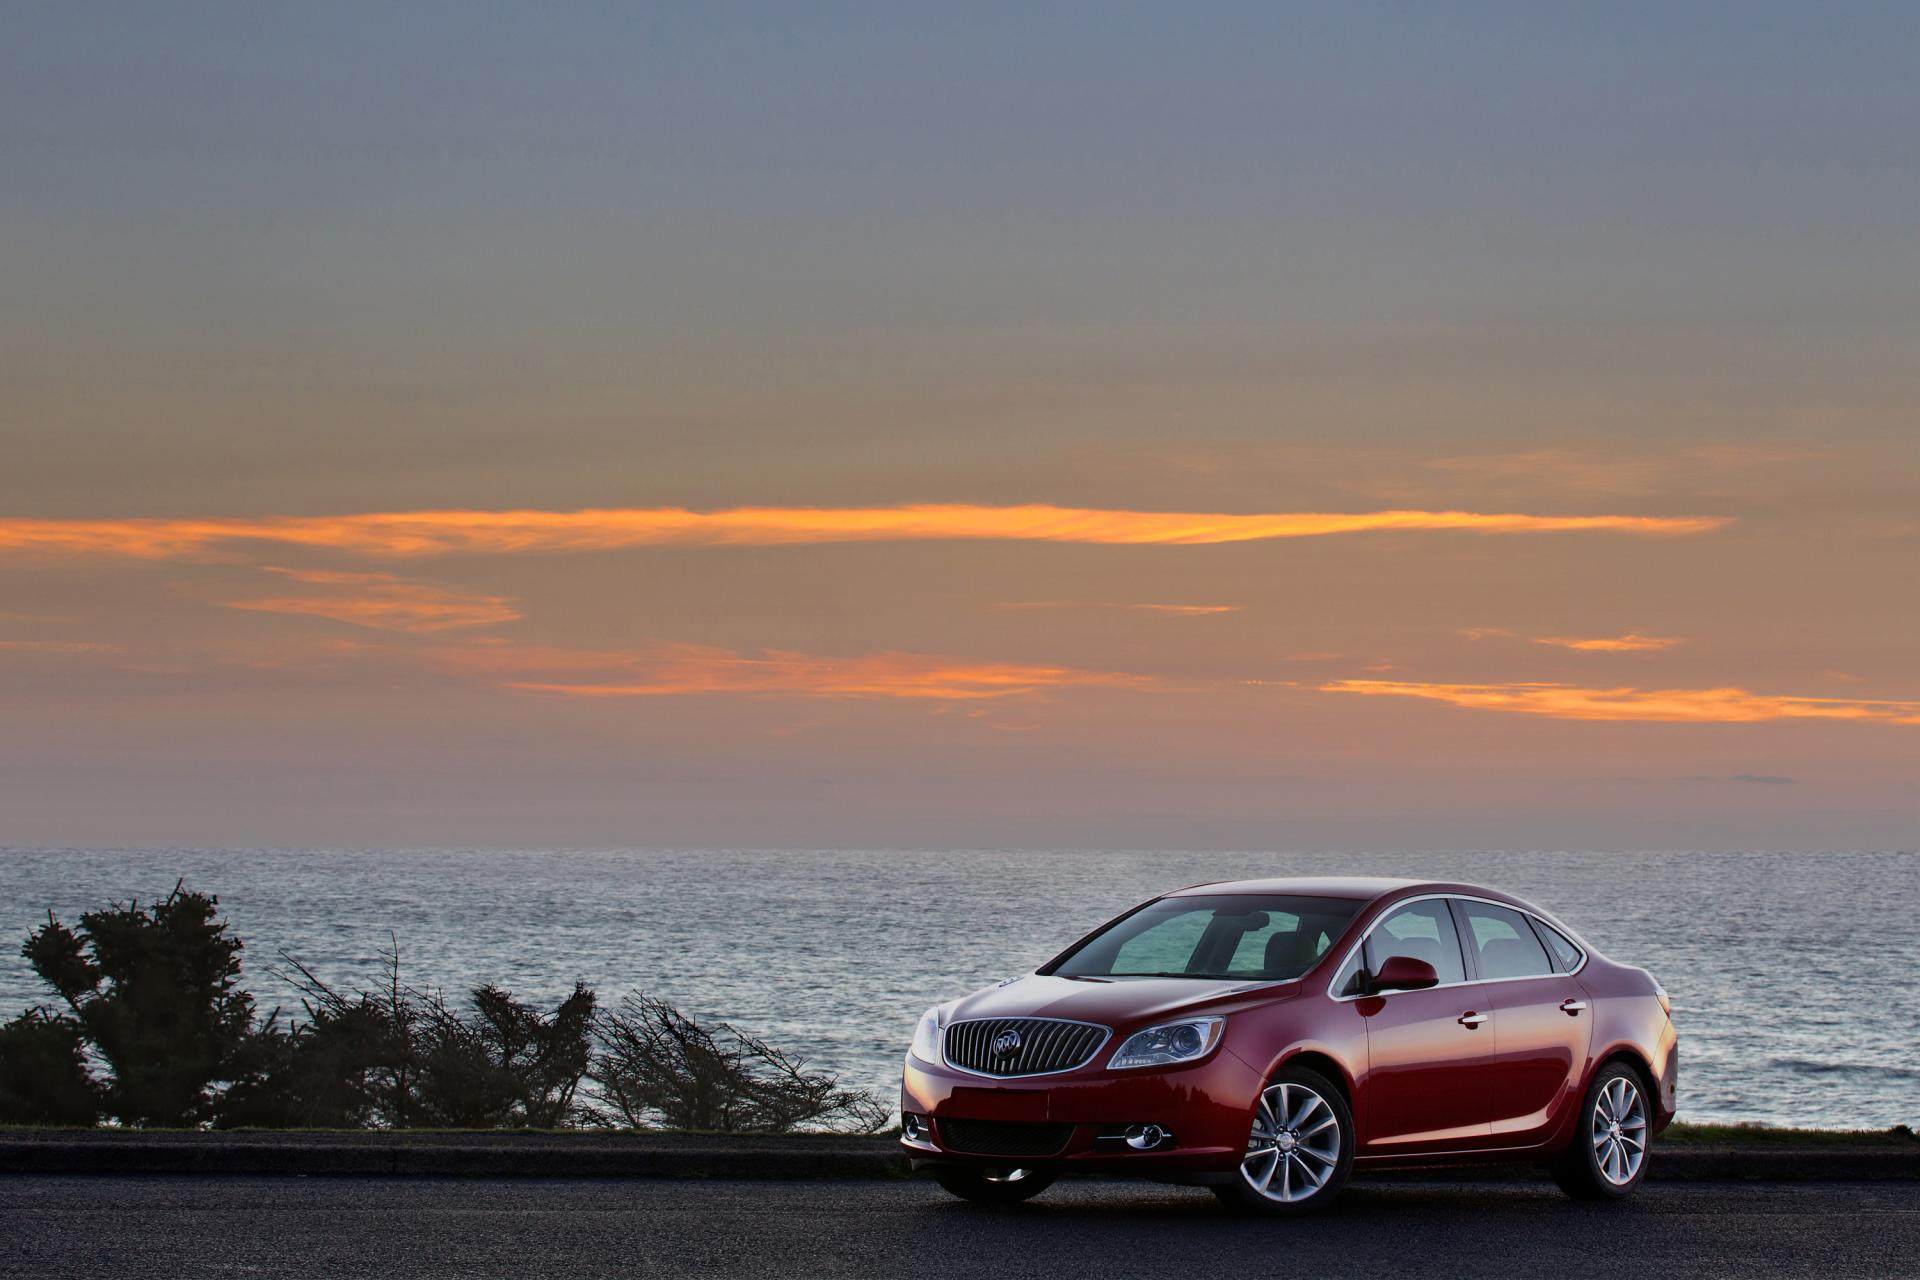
[{"x1": 1048, "y1": 894, "x2": 1366, "y2": 981}]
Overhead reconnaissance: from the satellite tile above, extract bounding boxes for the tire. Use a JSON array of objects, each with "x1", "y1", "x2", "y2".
[
  {"x1": 1552, "y1": 1061, "x2": 1652, "y2": 1200},
  {"x1": 1212, "y1": 1066, "x2": 1355, "y2": 1215},
  {"x1": 934, "y1": 1166, "x2": 1056, "y2": 1204}
]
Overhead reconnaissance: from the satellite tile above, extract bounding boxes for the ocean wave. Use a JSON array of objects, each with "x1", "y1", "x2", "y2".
[{"x1": 1770, "y1": 1056, "x2": 1920, "y2": 1082}]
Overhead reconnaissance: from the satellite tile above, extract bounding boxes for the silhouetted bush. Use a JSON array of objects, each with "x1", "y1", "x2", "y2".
[
  {"x1": 218, "y1": 946, "x2": 422, "y2": 1128},
  {"x1": 217, "y1": 1004, "x2": 395, "y2": 1129},
  {"x1": 414, "y1": 982, "x2": 597, "y2": 1128},
  {"x1": 0, "y1": 1009, "x2": 103, "y2": 1125},
  {"x1": 9, "y1": 887, "x2": 882, "y2": 1133},
  {"x1": 590, "y1": 994, "x2": 887, "y2": 1133},
  {"x1": 221, "y1": 948, "x2": 596, "y2": 1128},
  {"x1": 21, "y1": 884, "x2": 253, "y2": 1126}
]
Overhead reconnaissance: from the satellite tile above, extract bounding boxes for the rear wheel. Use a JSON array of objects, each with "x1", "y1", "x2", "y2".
[
  {"x1": 1212, "y1": 1066, "x2": 1354, "y2": 1215},
  {"x1": 1552, "y1": 1062, "x2": 1651, "y2": 1200},
  {"x1": 934, "y1": 1165, "x2": 1055, "y2": 1204}
]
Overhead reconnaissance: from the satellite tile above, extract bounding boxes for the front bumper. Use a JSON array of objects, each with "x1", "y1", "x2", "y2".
[{"x1": 899, "y1": 1048, "x2": 1264, "y2": 1181}]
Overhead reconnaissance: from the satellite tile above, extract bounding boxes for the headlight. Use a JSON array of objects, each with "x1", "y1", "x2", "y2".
[
  {"x1": 1107, "y1": 1015, "x2": 1225, "y2": 1070},
  {"x1": 910, "y1": 1006, "x2": 943, "y2": 1064}
]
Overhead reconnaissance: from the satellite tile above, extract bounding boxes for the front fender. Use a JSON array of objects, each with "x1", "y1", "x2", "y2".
[{"x1": 1224, "y1": 998, "x2": 1370, "y2": 1133}]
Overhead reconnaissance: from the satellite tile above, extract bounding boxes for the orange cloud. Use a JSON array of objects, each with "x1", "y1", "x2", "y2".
[
  {"x1": 997, "y1": 601, "x2": 1242, "y2": 616},
  {"x1": 1461, "y1": 627, "x2": 1683, "y2": 652},
  {"x1": 0, "y1": 639, "x2": 121, "y2": 654},
  {"x1": 432, "y1": 641, "x2": 1149, "y2": 701},
  {"x1": 0, "y1": 503, "x2": 1730, "y2": 559},
  {"x1": 222, "y1": 568, "x2": 521, "y2": 633},
  {"x1": 1319, "y1": 679, "x2": 1920, "y2": 726},
  {"x1": 1534, "y1": 633, "x2": 1684, "y2": 652}
]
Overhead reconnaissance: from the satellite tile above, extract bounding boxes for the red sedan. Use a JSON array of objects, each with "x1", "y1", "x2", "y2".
[{"x1": 901, "y1": 877, "x2": 1677, "y2": 1213}]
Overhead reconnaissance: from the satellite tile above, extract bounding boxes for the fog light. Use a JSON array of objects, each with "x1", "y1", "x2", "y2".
[
  {"x1": 903, "y1": 1113, "x2": 929, "y2": 1142},
  {"x1": 1123, "y1": 1124, "x2": 1171, "y2": 1150}
]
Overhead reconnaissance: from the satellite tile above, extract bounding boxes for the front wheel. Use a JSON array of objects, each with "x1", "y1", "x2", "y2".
[
  {"x1": 1212, "y1": 1066, "x2": 1354, "y2": 1215},
  {"x1": 934, "y1": 1166, "x2": 1055, "y2": 1204},
  {"x1": 1552, "y1": 1062, "x2": 1652, "y2": 1200}
]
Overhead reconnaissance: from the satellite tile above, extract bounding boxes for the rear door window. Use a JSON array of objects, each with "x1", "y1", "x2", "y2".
[{"x1": 1457, "y1": 900, "x2": 1555, "y2": 980}]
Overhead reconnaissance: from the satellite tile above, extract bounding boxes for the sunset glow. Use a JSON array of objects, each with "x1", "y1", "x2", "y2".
[
  {"x1": 0, "y1": 504, "x2": 1730, "y2": 560},
  {"x1": 1534, "y1": 634, "x2": 1685, "y2": 653},
  {"x1": 1319, "y1": 680, "x2": 1920, "y2": 726},
  {"x1": 996, "y1": 602, "x2": 1244, "y2": 616},
  {"x1": 442, "y1": 643, "x2": 1154, "y2": 700},
  {"x1": 221, "y1": 568, "x2": 522, "y2": 634},
  {"x1": 0, "y1": 640, "x2": 121, "y2": 654},
  {"x1": 6, "y1": 4, "x2": 1916, "y2": 851}
]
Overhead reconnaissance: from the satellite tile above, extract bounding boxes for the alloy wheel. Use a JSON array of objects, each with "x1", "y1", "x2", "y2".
[
  {"x1": 1241, "y1": 1080, "x2": 1342, "y2": 1203},
  {"x1": 1590, "y1": 1073, "x2": 1648, "y2": 1185}
]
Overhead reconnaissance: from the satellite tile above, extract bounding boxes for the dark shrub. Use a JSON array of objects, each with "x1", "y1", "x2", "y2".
[
  {"x1": 217, "y1": 1002, "x2": 402, "y2": 1129},
  {"x1": 229, "y1": 947, "x2": 596, "y2": 1130},
  {"x1": 0, "y1": 1009, "x2": 103, "y2": 1126},
  {"x1": 414, "y1": 983, "x2": 596, "y2": 1128},
  {"x1": 590, "y1": 994, "x2": 885, "y2": 1133},
  {"x1": 218, "y1": 947, "x2": 422, "y2": 1129},
  {"x1": 10, "y1": 885, "x2": 872, "y2": 1134},
  {"x1": 21, "y1": 884, "x2": 253, "y2": 1127}
]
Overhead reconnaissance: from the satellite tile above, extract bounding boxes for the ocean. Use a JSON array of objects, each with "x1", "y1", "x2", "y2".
[{"x1": 1, "y1": 847, "x2": 1913, "y2": 1131}]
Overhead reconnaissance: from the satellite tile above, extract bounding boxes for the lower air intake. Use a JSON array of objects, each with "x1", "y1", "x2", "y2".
[{"x1": 937, "y1": 1120, "x2": 1076, "y2": 1158}]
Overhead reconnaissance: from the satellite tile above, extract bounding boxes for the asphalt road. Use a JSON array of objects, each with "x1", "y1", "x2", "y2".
[{"x1": 3, "y1": 1175, "x2": 1915, "y2": 1279}]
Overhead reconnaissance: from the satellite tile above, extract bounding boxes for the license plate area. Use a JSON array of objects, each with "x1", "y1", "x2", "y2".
[{"x1": 944, "y1": 1086, "x2": 1049, "y2": 1121}]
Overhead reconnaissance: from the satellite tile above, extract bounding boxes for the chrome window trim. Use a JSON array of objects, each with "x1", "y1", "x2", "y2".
[
  {"x1": 939, "y1": 1015, "x2": 1114, "y2": 1079},
  {"x1": 1324, "y1": 892, "x2": 1588, "y2": 1003}
]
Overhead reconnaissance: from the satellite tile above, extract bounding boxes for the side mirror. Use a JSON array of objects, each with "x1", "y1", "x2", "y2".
[{"x1": 1371, "y1": 955, "x2": 1440, "y2": 993}]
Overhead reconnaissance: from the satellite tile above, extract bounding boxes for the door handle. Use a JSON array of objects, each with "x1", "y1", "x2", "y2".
[
  {"x1": 1457, "y1": 1012, "x2": 1489, "y2": 1028},
  {"x1": 1559, "y1": 998, "x2": 1588, "y2": 1015}
]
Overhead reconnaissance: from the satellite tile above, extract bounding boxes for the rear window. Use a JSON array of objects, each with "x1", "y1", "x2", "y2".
[
  {"x1": 1529, "y1": 917, "x2": 1586, "y2": 972},
  {"x1": 1049, "y1": 895, "x2": 1365, "y2": 981}
]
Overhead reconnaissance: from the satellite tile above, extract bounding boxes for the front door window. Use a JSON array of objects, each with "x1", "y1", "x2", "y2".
[{"x1": 1365, "y1": 899, "x2": 1468, "y2": 985}]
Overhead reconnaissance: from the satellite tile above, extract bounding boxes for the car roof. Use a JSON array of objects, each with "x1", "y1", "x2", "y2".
[{"x1": 1163, "y1": 876, "x2": 1511, "y2": 904}]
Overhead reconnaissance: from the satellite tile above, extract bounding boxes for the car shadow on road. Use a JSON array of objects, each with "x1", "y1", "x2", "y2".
[{"x1": 911, "y1": 1176, "x2": 1639, "y2": 1223}]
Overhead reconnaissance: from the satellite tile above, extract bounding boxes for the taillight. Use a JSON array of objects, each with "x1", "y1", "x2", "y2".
[{"x1": 1652, "y1": 980, "x2": 1671, "y2": 1017}]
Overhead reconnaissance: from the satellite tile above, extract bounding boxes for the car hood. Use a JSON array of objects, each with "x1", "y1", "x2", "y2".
[{"x1": 945, "y1": 973, "x2": 1296, "y2": 1030}]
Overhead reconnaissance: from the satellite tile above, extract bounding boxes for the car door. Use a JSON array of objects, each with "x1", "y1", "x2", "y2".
[
  {"x1": 1342, "y1": 898, "x2": 1499, "y2": 1154},
  {"x1": 1450, "y1": 898, "x2": 1593, "y2": 1147}
]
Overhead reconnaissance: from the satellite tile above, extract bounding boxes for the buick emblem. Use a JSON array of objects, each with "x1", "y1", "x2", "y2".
[{"x1": 991, "y1": 1028, "x2": 1023, "y2": 1056}]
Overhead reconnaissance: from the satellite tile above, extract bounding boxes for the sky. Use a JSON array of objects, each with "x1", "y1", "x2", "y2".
[{"x1": 1, "y1": 4, "x2": 1915, "y2": 850}]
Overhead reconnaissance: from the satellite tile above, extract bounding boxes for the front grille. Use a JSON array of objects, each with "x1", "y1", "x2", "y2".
[
  {"x1": 938, "y1": 1119, "x2": 1076, "y2": 1158},
  {"x1": 943, "y1": 1017, "x2": 1108, "y2": 1077}
]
